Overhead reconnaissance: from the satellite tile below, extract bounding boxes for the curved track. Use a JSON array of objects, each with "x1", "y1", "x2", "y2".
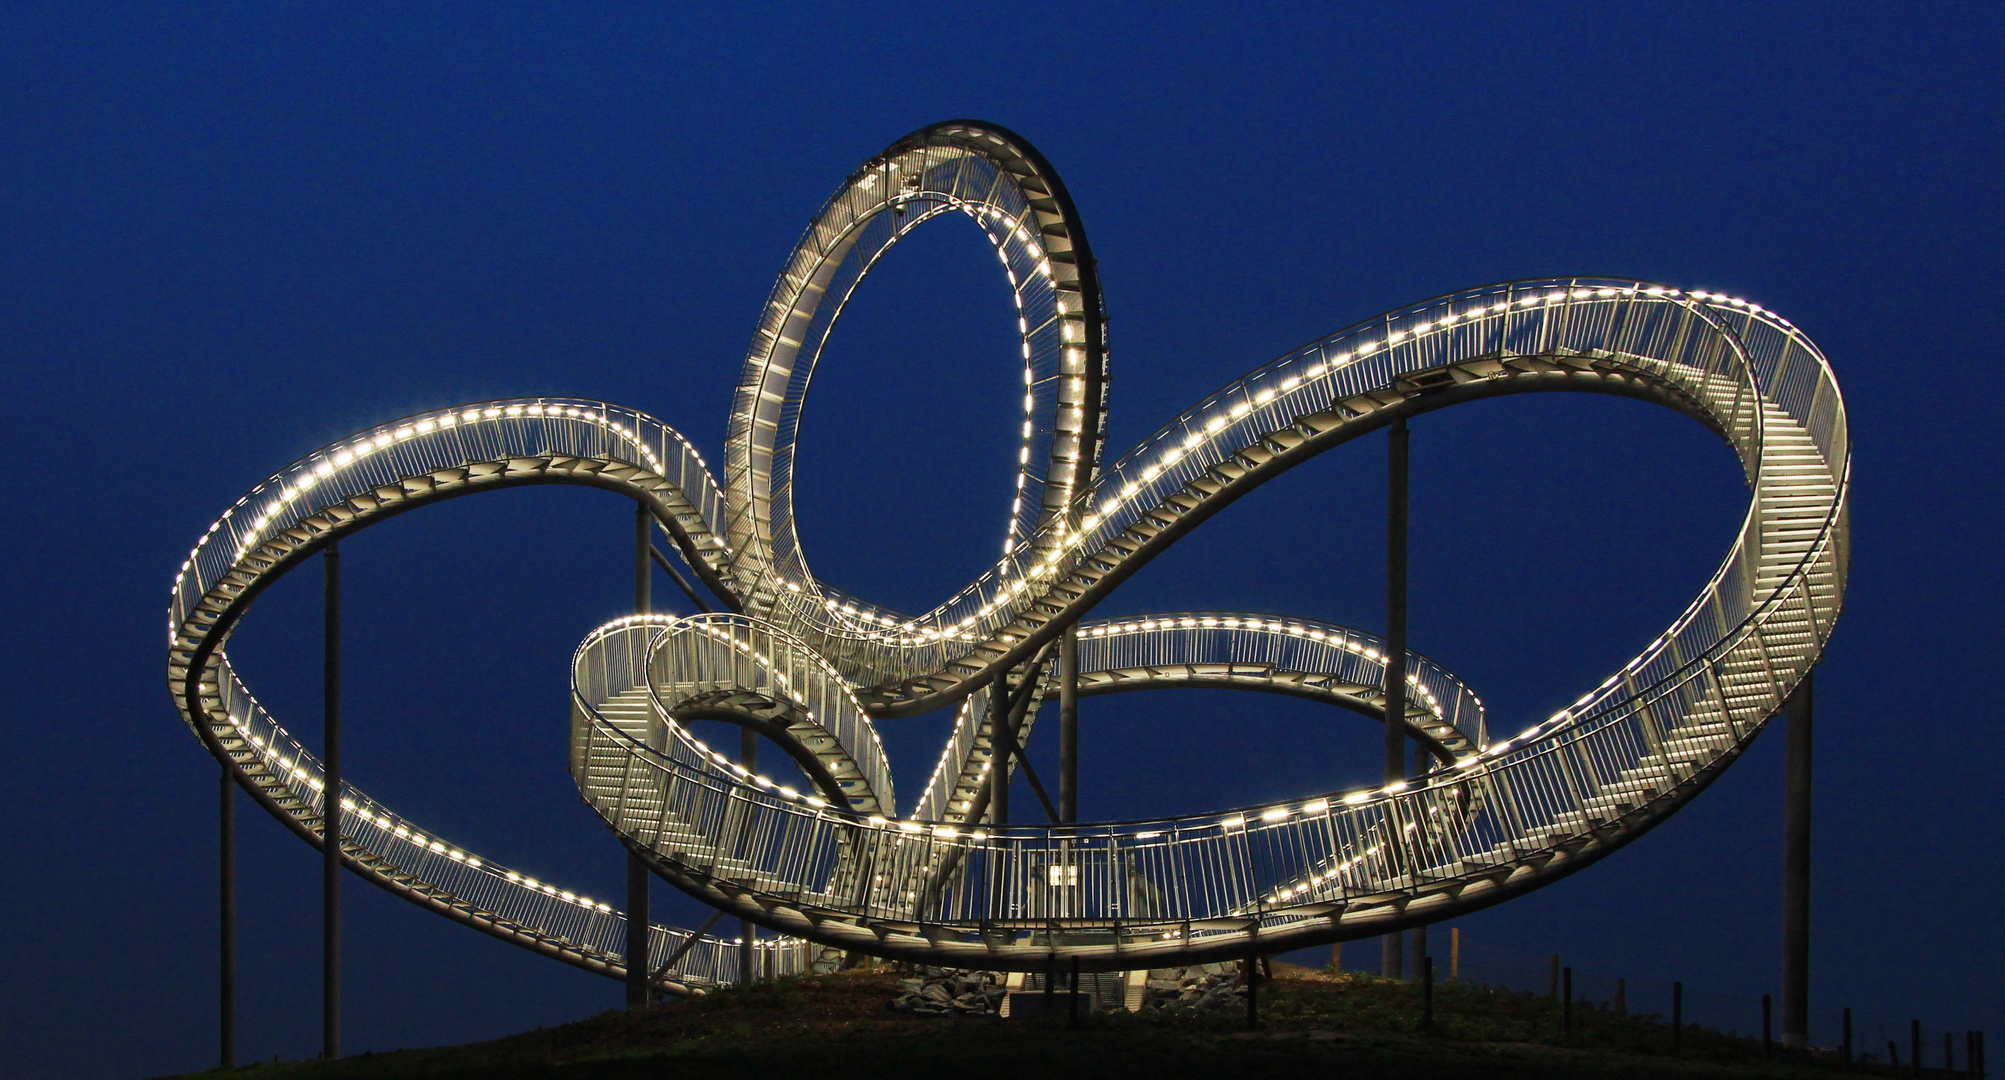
[{"x1": 170, "y1": 120, "x2": 1847, "y2": 987}]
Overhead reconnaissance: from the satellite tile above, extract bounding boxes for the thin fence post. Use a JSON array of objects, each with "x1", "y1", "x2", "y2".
[
  {"x1": 1673, "y1": 982, "x2": 1683, "y2": 1053},
  {"x1": 1450, "y1": 927, "x2": 1460, "y2": 982}
]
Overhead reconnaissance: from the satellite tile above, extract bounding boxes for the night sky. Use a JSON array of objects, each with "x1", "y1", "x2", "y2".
[{"x1": 4, "y1": 4, "x2": 2001, "y2": 1077}]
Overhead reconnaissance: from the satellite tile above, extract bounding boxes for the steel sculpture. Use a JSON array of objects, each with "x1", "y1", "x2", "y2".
[{"x1": 169, "y1": 120, "x2": 1848, "y2": 1000}]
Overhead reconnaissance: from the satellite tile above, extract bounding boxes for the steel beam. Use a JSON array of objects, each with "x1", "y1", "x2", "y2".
[
  {"x1": 322, "y1": 542, "x2": 341, "y2": 1060},
  {"x1": 1382, "y1": 418, "x2": 1408, "y2": 981},
  {"x1": 1781, "y1": 669, "x2": 1814, "y2": 1047}
]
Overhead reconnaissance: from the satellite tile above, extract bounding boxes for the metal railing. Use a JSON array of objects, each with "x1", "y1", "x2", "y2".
[
  {"x1": 909, "y1": 613, "x2": 1488, "y2": 824},
  {"x1": 571, "y1": 504, "x2": 1836, "y2": 950},
  {"x1": 735, "y1": 281, "x2": 1809, "y2": 707},
  {"x1": 168, "y1": 273, "x2": 1845, "y2": 978},
  {"x1": 166, "y1": 399, "x2": 803, "y2": 993},
  {"x1": 563, "y1": 278, "x2": 1844, "y2": 965}
]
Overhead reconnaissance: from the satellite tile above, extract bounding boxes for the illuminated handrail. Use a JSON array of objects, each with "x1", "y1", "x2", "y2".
[
  {"x1": 571, "y1": 267, "x2": 1846, "y2": 964},
  {"x1": 573, "y1": 504, "x2": 1838, "y2": 963},
  {"x1": 169, "y1": 119, "x2": 1847, "y2": 978},
  {"x1": 166, "y1": 399, "x2": 804, "y2": 993},
  {"x1": 743, "y1": 280, "x2": 1815, "y2": 710},
  {"x1": 910, "y1": 613, "x2": 1488, "y2": 825}
]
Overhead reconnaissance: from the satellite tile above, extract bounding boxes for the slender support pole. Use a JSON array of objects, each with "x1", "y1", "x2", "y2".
[
  {"x1": 1422, "y1": 955, "x2": 1434, "y2": 1031},
  {"x1": 626, "y1": 506, "x2": 651, "y2": 1010},
  {"x1": 740, "y1": 727, "x2": 757, "y2": 986},
  {"x1": 625, "y1": 858, "x2": 649, "y2": 1008},
  {"x1": 1059, "y1": 625, "x2": 1079, "y2": 825},
  {"x1": 1450, "y1": 927, "x2": 1460, "y2": 983},
  {"x1": 986, "y1": 649, "x2": 1062, "y2": 823},
  {"x1": 990, "y1": 670, "x2": 1010, "y2": 828},
  {"x1": 1562, "y1": 966, "x2": 1573, "y2": 1039},
  {"x1": 636, "y1": 504, "x2": 652, "y2": 616},
  {"x1": 322, "y1": 542, "x2": 341, "y2": 1061},
  {"x1": 1067, "y1": 956, "x2": 1081, "y2": 1029},
  {"x1": 1781, "y1": 669, "x2": 1814, "y2": 1048},
  {"x1": 1383, "y1": 417, "x2": 1408, "y2": 981},
  {"x1": 1245, "y1": 955, "x2": 1259, "y2": 1030},
  {"x1": 647, "y1": 544, "x2": 709, "y2": 613},
  {"x1": 220, "y1": 765, "x2": 235, "y2": 1070}
]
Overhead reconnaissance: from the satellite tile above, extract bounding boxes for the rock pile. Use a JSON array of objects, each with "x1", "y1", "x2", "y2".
[
  {"x1": 886, "y1": 969, "x2": 1007, "y2": 1017},
  {"x1": 1141, "y1": 965, "x2": 1246, "y2": 1011}
]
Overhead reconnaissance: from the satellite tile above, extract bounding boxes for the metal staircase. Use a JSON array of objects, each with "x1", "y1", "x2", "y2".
[{"x1": 168, "y1": 123, "x2": 1845, "y2": 993}]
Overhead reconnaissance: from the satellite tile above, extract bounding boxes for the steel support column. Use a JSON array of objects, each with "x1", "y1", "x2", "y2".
[
  {"x1": 991, "y1": 670, "x2": 1010, "y2": 827},
  {"x1": 1781, "y1": 668, "x2": 1814, "y2": 1048},
  {"x1": 627, "y1": 504, "x2": 651, "y2": 1010},
  {"x1": 322, "y1": 542, "x2": 341, "y2": 1061},
  {"x1": 220, "y1": 765, "x2": 235, "y2": 1070},
  {"x1": 741, "y1": 727, "x2": 757, "y2": 986},
  {"x1": 1382, "y1": 417, "x2": 1408, "y2": 981},
  {"x1": 1412, "y1": 923, "x2": 1428, "y2": 984},
  {"x1": 1059, "y1": 625, "x2": 1079, "y2": 824}
]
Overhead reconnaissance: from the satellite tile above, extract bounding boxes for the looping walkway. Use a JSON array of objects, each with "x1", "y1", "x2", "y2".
[{"x1": 169, "y1": 121, "x2": 1847, "y2": 989}]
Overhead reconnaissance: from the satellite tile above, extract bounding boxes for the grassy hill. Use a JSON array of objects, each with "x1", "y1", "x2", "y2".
[{"x1": 165, "y1": 965, "x2": 1886, "y2": 1079}]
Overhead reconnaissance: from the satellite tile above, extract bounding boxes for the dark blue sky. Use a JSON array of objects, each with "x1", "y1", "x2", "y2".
[{"x1": 3, "y1": 3, "x2": 2000, "y2": 1076}]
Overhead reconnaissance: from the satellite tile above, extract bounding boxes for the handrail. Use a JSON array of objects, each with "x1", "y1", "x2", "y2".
[{"x1": 168, "y1": 119, "x2": 1846, "y2": 980}]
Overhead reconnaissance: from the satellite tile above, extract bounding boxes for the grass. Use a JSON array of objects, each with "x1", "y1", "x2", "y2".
[{"x1": 162, "y1": 965, "x2": 1894, "y2": 1079}]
